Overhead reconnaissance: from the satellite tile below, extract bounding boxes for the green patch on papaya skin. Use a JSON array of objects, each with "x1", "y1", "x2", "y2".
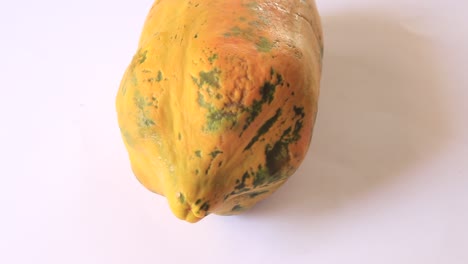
[
  {"x1": 134, "y1": 91, "x2": 146, "y2": 110},
  {"x1": 194, "y1": 71, "x2": 242, "y2": 132},
  {"x1": 177, "y1": 192, "x2": 185, "y2": 204},
  {"x1": 244, "y1": 108, "x2": 282, "y2": 151},
  {"x1": 256, "y1": 36, "x2": 274, "y2": 52},
  {"x1": 137, "y1": 114, "x2": 155, "y2": 128},
  {"x1": 134, "y1": 91, "x2": 156, "y2": 128},
  {"x1": 156, "y1": 70, "x2": 163, "y2": 82},
  {"x1": 224, "y1": 26, "x2": 255, "y2": 41},
  {"x1": 197, "y1": 93, "x2": 240, "y2": 131},
  {"x1": 244, "y1": 2, "x2": 259, "y2": 9},
  {"x1": 205, "y1": 108, "x2": 239, "y2": 131},
  {"x1": 192, "y1": 68, "x2": 221, "y2": 89},
  {"x1": 136, "y1": 49, "x2": 148, "y2": 64},
  {"x1": 121, "y1": 129, "x2": 135, "y2": 146},
  {"x1": 147, "y1": 71, "x2": 163, "y2": 83},
  {"x1": 208, "y1": 53, "x2": 218, "y2": 63},
  {"x1": 178, "y1": 133, "x2": 182, "y2": 140},
  {"x1": 148, "y1": 70, "x2": 164, "y2": 83},
  {"x1": 197, "y1": 92, "x2": 211, "y2": 108},
  {"x1": 131, "y1": 74, "x2": 138, "y2": 86}
]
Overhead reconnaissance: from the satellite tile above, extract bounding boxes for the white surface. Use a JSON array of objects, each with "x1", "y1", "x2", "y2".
[{"x1": 1, "y1": 0, "x2": 467, "y2": 263}]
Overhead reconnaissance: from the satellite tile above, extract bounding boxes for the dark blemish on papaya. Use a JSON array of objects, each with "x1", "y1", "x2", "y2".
[
  {"x1": 244, "y1": 108, "x2": 282, "y2": 151},
  {"x1": 195, "y1": 150, "x2": 202, "y2": 158},
  {"x1": 265, "y1": 140, "x2": 290, "y2": 178},
  {"x1": 241, "y1": 69, "x2": 284, "y2": 134},
  {"x1": 234, "y1": 172, "x2": 250, "y2": 191},
  {"x1": 137, "y1": 50, "x2": 148, "y2": 64},
  {"x1": 249, "y1": 190, "x2": 269, "y2": 198},
  {"x1": 195, "y1": 199, "x2": 202, "y2": 205},
  {"x1": 194, "y1": 33, "x2": 198, "y2": 38},
  {"x1": 200, "y1": 202, "x2": 210, "y2": 212},
  {"x1": 231, "y1": 204, "x2": 243, "y2": 212},
  {"x1": 209, "y1": 149, "x2": 223, "y2": 158},
  {"x1": 156, "y1": 70, "x2": 163, "y2": 82},
  {"x1": 293, "y1": 106, "x2": 305, "y2": 118},
  {"x1": 253, "y1": 165, "x2": 270, "y2": 187}
]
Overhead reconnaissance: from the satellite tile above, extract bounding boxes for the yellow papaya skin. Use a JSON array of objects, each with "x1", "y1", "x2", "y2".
[{"x1": 116, "y1": 0, "x2": 323, "y2": 223}]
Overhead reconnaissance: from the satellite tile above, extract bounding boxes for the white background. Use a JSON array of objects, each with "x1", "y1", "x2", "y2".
[{"x1": 1, "y1": 0, "x2": 467, "y2": 263}]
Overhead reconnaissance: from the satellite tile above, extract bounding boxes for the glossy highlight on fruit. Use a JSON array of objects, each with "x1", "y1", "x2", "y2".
[{"x1": 116, "y1": 0, "x2": 323, "y2": 223}]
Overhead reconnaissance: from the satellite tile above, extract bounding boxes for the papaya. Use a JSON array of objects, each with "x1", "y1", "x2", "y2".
[{"x1": 116, "y1": 0, "x2": 323, "y2": 222}]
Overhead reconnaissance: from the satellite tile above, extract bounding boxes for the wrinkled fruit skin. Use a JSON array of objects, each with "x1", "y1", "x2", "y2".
[{"x1": 116, "y1": 0, "x2": 323, "y2": 223}]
